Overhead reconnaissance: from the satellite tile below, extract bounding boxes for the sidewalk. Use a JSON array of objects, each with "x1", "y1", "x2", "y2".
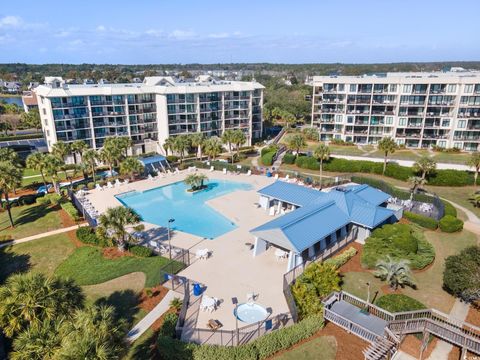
[
  {"x1": 0, "y1": 223, "x2": 87, "y2": 248},
  {"x1": 127, "y1": 290, "x2": 176, "y2": 342}
]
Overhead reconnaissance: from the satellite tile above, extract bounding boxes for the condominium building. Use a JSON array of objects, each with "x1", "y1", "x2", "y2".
[
  {"x1": 34, "y1": 76, "x2": 263, "y2": 156},
  {"x1": 311, "y1": 70, "x2": 480, "y2": 150}
]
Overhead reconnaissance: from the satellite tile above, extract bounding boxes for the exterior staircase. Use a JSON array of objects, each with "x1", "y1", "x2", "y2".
[{"x1": 323, "y1": 291, "x2": 480, "y2": 360}]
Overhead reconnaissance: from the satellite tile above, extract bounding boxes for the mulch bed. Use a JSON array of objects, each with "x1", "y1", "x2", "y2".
[
  {"x1": 465, "y1": 304, "x2": 480, "y2": 327},
  {"x1": 139, "y1": 285, "x2": 170, "y2": 312},
  {"x1": 102, "y1": 247, "x2": 134, "y2": 259},
  {"x1": 58, "y1": 207, "x2": 77, "y2": 227},
  {"x1": 399, "y1": 334, "x2": 438, "y2": 359},
  {"x1": 337, "y1": 242, "x2": 366, "y2": 273}
]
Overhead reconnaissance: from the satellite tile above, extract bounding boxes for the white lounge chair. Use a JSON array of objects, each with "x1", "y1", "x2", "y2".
[
  {"x1": 95, "y1": 184, "x2": 103, "y2": 191},
  {"x1": 209, "y1": 166, "x2": 215, "y2": 172},
  {"x1": 274, "y1": 174, "x2": 279, "y2": 180},
  {"x1": 247, "y1": 169, "x2": 252, "y2": 176},
  {"x1": 174, "y1": 167, "x2": 180, "y2": 174},
  {"x1": 115, "y1": 179, "x2": 122, "y2": 187},
  {"x1": 107, "y1": 181, "x2": 114, "y2": 189},
  {"x1": 124, "y1": 179, "x2": 129, "y2": 185},
  {"x1": 285, "y1": 174, "x2": 290, "y2": 181},
  {"x1": 148, "y1": 174, "x2": 154, "y2": 180},
  {"x1": 222, "y1": 168, "x2": 227, "y2": 175}
]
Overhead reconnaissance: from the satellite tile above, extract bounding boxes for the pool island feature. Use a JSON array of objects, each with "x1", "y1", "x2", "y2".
[{"x1": 116, "y1": 179, "x2": 252, "y2": 239}]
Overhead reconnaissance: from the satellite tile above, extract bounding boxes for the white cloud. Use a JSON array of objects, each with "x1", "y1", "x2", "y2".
[
  {"x1": 0, "y1": 15, "x2": 22, "y2": 28},
  {"x1": 145, "y1": 29, "x2": 164, "y2": 37},
  {"x1": 208, "y1": 32, "x2": 230, "y2": 39},
  {"x1": 168, "y1": 29, "x2": 196, "y2": 40},
  {"x1": 96, "y1": 25, "x2": 106, "y2": 32}
]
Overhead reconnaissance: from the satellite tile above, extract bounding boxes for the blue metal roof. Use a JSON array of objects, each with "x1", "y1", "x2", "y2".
[
  {"x1": 257, "y1": 181, "x2": 323, "y2": 206},
  {"x1": 251, "y1": 182, "x2": 395, "y2": 252},
  {"x1": 139, "y1": 155, "x2": 167, "y2": 165}
]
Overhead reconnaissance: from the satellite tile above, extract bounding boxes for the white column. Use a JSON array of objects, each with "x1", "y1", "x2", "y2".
[
  {"x1": 287, "y1": 251, "x2": 296, "y2": 271},
  {"x1": 252, "y1": 237, "x2": 267, "y2": 257}
]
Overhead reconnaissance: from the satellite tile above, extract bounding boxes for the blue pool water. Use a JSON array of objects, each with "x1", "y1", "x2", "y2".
[
  {"x1": 234, "y1": 303, "x2": 269, "y2": 323},
  {"x1": 116, "y1": 179, "x2": 252, "y2": 239}
]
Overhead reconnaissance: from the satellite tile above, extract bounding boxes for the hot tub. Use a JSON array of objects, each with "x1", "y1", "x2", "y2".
[{"x1": 234, "y1": 303, "x2": 269, "y2": 323}]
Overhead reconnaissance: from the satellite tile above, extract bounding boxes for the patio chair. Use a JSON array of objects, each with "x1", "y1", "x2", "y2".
[
  {"x1": 222, "y1": 168, "x2": 227, "y2": 175},
  {"x1": 124, "y1": 179, "x2": 129, "y2": 185},
  {"x1": 148, "y1": 174, "x2": 153, "y2": 180},
  {"x1": 274, "y1": 174, "x2": 279, "y2": 180},
  {"x1": 209, "y1": 166, "x2": 215, "y2": 172},
  {"x1": 207, "y1": 319, "x2": 222, "y2": 331},
  {"x1": 174, "y1": 168, "x2": 180, "y2": 174},
  {"x1": 107, "y1": 181, "x2": 114, "y2": 189},
  {"x1": 247, "y1": 169, "x2": 252, "y2": 176},
  {"x1": 95, "y1": 184, "x2": 103, "y2": 191}
]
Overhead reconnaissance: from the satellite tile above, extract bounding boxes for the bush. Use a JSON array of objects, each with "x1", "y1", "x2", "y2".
[
  {"x1": 442, "y1": 201, "x2": 457, "y2": 218},
  {"x1": 261, "y1": 145, "x2": 278, "y2": 156},
  {"x1": 157, "y1": 315, "x2": 324, "y2": 360},
  {"x1": 443, "y1": 246, "x2": 480, "y2": 302},
  {"x1": 17, "y1": 194, "x2": 38, "y2": 206},
  {"x1": 158, "y1": 313, "x2": 178, "y2": 338},
  {"x1": 282, "y1": 152, "x2": 296, "y2": 165},
  {"x1": 129, "y1": 245, "x2": 153, "y2": 257},
  {"x1": 87, "y1": 182, "x2": 95, "y2": 190},
  {"x1": 376, "y1": 294, "x2": 426, "y2": 313},
  {"x1": 295, "y1": 155, "x2": 319, "y2": 170},
  {"x1": 291, "y1": 263, "x2": 340, "y2": 318},
  {"x1": 167, "y1": 155, "x2": 179, "y2": 163},
  {"x1": 76, "y1": 227, "x2": 98, "y2": 244},
  {"x1": 61, "y1": 202, "x2": 80, "y2": 221},
  {"x1": 438, "y1": 215, "x2": 464, "y2": 233},
  {"x1": 427, "y1": 169, "x2": 473, "y2": 187},
  {"x1": 324, "y1": 247, "x2": 357, "y2": 269},
  {"x1": 261, "y1": 151, "x2": 276, "y2": 166},
  {"x1": 404, "y1": 211, "x2": 438, "y2": 230},
  {"x1": 362, "y1": 223, "x2": 435, "y2": 270}
]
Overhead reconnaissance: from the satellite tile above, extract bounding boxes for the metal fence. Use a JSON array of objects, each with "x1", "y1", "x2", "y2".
[{"x1": 70, "y1": 191, "x2": 98, "y2": 227}]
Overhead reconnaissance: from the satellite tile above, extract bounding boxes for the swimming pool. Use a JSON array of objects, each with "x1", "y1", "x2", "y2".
[{"x1": 115, "y1": 179, "x2": 252, "y2": 239}]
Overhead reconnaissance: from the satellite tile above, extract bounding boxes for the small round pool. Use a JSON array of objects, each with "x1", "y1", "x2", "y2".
[{"x1": 234, "y1": 303, "x2": 269, "y2": 323}]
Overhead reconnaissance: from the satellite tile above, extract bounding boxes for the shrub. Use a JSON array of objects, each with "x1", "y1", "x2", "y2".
[
  {"x1": 404, "y1": 211, "x2": 438, "y2": 230},
  {"x1": 438, "y1": 215, "x2": 464, "y2": 233},
  {"x1": 291, "y1": 263, "x2": 340, "y2": 318},
  {"x1": 324, "y1": 247, "x2": 357, "y2": 269},
  {"x1": 261, "y1": 151, "x2": 276, "y2": 166},
  {"x1": 167, "y1": 155, "x2": 179, "y2": 163},
  {"x1": 443, "y1": 246, "x2": 480, "y2": 302},
  {"x1": 17, "y1": 194, "x2": 38, "y2": 206},
  {"x1": 376, "y1": 294, "x2": 426, "y2": 313},
  {"x1": 282, "y1": 152, "x2": 296, "y2": 165},
  {"x1": 362, "y1": 223, "x2": 435, "y2": 270},
  {"x1": 442, "y1": 201, "x2": 457, "y2": 218},
  {"x1": 41, "y1": 193, "x2": 64, "y2": 206},
  {"x1": 427, "y1": 169, "x2": 473, "y2": 187},
  {"x1": 158, "y1": 312, "x2": 178, "y2": 338},
  {"x1": 261, "y1": 145, "x2": 278, "y2": 156},
  {"x1": 295, "y1": 155, "x2": 319, "y2": 170},
  {"x1": 76, "y1": 227, "x2": 99, "y2": 245},
  {"x1": 129, "y1": 245, "x2": 153, "y2": 257},
  {"x1": 61, "y1": 202, "x2": 80, "y2": 221},
  {"x1": 87, "y1": 182, "x2": 95, "y2": 190}
]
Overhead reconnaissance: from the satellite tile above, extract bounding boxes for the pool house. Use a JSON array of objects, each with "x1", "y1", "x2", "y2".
[
  {"x1": 139, "y1": 155, "x2": 171, "y2": 175},
  {"x1": 250, "y1": 182, "x2": 402, "y2": 272}
]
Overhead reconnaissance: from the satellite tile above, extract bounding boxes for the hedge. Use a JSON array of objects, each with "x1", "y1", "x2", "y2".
[
  {"x1": 61, "y1": 202, "x2": 80, "y2": 221},
  {"x1": 261, "y1": 145, "x2": 278, "y2": 156},
  {"x1": 157, "y1": 315, "x2": 324, "y2": 360},
  {"x1": 404, "y1": 211, "x2": 438, "y2": 230},
  {"x1": 442, "y1": 201, "x2": 457, "y2": 218},
  {"x1": 158, "y1": 313, "x2": 178, "y2": 337},
  {"x1": 296, "y1": 156, "x2": 474, "y2": 187},
  {"x1": 0, "y1": 133, "x2": 43, "y2": 141},
  {"x1": 439, "y1": 215, "x2": 464, "y2": 233},
  {"x1": 376, "y1": 294, "x2": 426, "y2": 313},
  {"x1": 282, "y1": 153, "x2": 296, "y2": 165},
  {"x1": 324, "y1": 247, "x2": 357, "y2": 269},
  {"x1": 129, "y1": 245, "x2": 153, "y2": 257},
  {"x1": 261, "y1": 151, "x2": 276, "y2": 166},
  {"x1": 443, "y1": 246, "x2": 480, "y2": 302}
]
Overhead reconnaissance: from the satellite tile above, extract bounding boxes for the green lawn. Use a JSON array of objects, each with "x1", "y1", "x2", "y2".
[
  {"x1": 273, "y1": 336, "x2": 337, "y2": 360},
  {"x1": 0, "y1": 233, "x2": 75, "y2": 283},
  {"x1": 341, "y1": 271, "x2": 386, "y2": 301},
  {"x1": 124, "y1": 327, "x2": 157, "y2": 360},
  {"x1": 0, "y1": 203, "x2": 64, "y2": 239},
  {"x1": 55, "y1": 246, "x2": 184, "y2": 287}
]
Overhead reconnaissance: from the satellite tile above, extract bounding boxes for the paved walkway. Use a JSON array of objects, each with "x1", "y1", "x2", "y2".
[
  {"x1": 127, "y1": 290, "x2": 176, "y2": 342},
  {"x1": 332, "y1": 154, "x2": 471, "y2": 171},
  {"x1": 0, "y1": 223, "x2": 87, "y2": 248}
]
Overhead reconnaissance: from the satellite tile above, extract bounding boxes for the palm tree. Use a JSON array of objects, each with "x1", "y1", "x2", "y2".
[
  {"x1": 0, "y1": 273, "x2": 83, "y2": 337},
  {"x1": 97, "y1": 206, "x2": 142, "y2": 251},
  {"x1": 52, "y1": 141, "x2": 71, "y2": 180},
  {"x1": 204, "y1": 136, "x2": 223, "y2": 160},
  {"x1": 184, "y1": 173, "x2": 208, "y2": 191},
  {"x1": 57, "y1": 305, "x2": 127, "y2": 360},
  {"x1": 70, "y1": 140, "x2": 88, "y2": 164},
  {"x1": 173, "y1": 135, "x2": 190, "y2": 163},
  {"x1": 232, "y1": 129, "x2": 247, "y2": 157},
  {"x1": 43, "y1": 154, "x2": 63, "y2": 193},
  {"x1": 116, "y1": 136, "x2": 132, "y2": 157},
  {"x1": 99, "y1": 146, "x2": 119, "y2": 176},
  {"x1": 163, "y1": 137, "x2": 175, "y2": 156},
  {"x1": 0, "y1": 147, "x2": 21, "y2": 167},
  {"x1": 313, "y1": 144, "x2": 330, "y2": 188},
  {"x1": 0, "y1": 161, "x2": 22, "y2": 227},
  {"x1": 120, "y1": 157, "x2": 144, "y2": 181},
  {"x1": 82, "y1": 149, "x2": 98, "y2": 185},
  {"x1": 169, "y1": 297, "x2": 183, "y2": 313},
  {"x1": 467, "y1": 152, "x2": 480, "y2": 187},
  {"x1": 189, "y1": 133, "x2": 204, "y2": 160},
  {"x1": 26, "y1": 152, "x2": 48, "y2": 190},
  {"x1": 374, "y1": 257, "x2": 416, "y2": 290},
  {"x1": 222, "y1": 129, "x2": 235, "y2": 160},
  {"x1": 378, "y1": 137, "x2": 398, "y2": 175},
  {"x1": 286, "y1": 133, "x2": 306, "y2": 159},
  {"x1": 12, "y1": 319, "x2": 62, "y2": 360},
  {"x1": 102, "y1": 137, "x2": 126, "y2": 170},
  {"x1": 408, "y1": 176, "x2": 427, "y2": 200},
  {"x1": 413, "y1": 156, "x2": 437, "y2": 180}
]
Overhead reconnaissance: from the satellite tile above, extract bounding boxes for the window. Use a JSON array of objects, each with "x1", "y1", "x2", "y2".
[
  {"x1": 399, "y1": 117, "x2": 407, "y2": 126},
  {"x1": 386, "y1": 116, "x2": 393, "y2": 125},
  {"x1": 442, "y1": 119, "x2": 451, "y2": 127},
  {"x1": 457, "y1": 120, "x2": 466, "y2": 128},
  {"x1": 43, "y1": 108, "x2": 46, "y2": 115},
  {"x1": 349, "y1": 84, "x2": 357, "y2": 92},
  {"x1": 438, "y1": 140, "x2": 446, "y2": 147},
  {"x1": 447, "y1": 84, "x2": 457, "y2": 93},
  {"x1": 335, "y1": 134, "x2": 341, "y2": 139},
  {"x1": 347, "y1": 116, "x2": 354, "y2": 124},
  {"x1": 464, "y1": 84, "x2": 474, "y2": 93},
  {"x1": 389, "y1": 84, "x2": 397, "y2": 92},
  {"x1": 454, "y1": 142, "x2": 462, "y2": 149},
  {"x1": 335, "y1": 115, "x2": 343, "y2": 123},
  {"x1": 402, "y1": 84, "x2": 412, "y2": 93},
  {"x1": 338, "y1": 84, "x2": 345, "y2": 92}
]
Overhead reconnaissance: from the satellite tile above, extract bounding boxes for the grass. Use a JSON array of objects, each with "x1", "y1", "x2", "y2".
[
  {"x1": 427, "y1": 184, "x2": 480, "y2": 219},
  {"x1": 0, "y1": 233, "x2": 76, "y2": 283},
  {"x1": 0, "y1": 203, "x2": 64, "y2": 239},
  {"x1": 55, "y1": 246, "x2": 184, "y2": 287},
  {"x1": 341, "y1": 271, "x2": 385, "y2": 301},
  {"x1": 124, "y1": 327, "x2": 157, "y2": 360},
  {"x1": 273, "y1": 336, "x2": 337, "y2": 360}
]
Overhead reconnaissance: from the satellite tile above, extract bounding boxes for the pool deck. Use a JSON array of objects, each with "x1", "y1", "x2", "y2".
[{"x1": 84, "y1": 169, "x2": 289, "y2": 330}]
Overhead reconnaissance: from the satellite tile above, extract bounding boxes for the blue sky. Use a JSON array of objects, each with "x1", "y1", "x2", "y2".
[{"x1": 1, "y1": 0, "x2": 479, "y2": 64}]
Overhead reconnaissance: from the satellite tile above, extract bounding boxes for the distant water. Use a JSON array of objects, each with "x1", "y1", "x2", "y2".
[{"x1": 1, "y1": 96, "x2": 24, "y2": 107}]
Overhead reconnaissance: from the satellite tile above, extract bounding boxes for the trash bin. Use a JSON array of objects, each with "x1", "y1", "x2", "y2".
[
  {"x1": 266, "y1": 171, "x2": 272, "y2": 177},
  {"x1": 193, "y1": 283, "x2": 202, "y2": 296}
]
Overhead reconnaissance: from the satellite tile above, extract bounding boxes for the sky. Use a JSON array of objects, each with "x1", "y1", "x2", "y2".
[{"x1": 1, "y1": 0, "x2": 479, "y2": 64}]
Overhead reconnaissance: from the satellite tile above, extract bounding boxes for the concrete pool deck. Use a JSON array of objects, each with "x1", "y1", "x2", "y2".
[{"x1": 84, "y1": 169, "x2": 290, "y2": 330}]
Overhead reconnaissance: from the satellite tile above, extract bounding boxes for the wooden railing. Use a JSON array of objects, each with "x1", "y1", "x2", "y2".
[{"x1": 324, "y1": 307, "x2": 381, "y2": 344}]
